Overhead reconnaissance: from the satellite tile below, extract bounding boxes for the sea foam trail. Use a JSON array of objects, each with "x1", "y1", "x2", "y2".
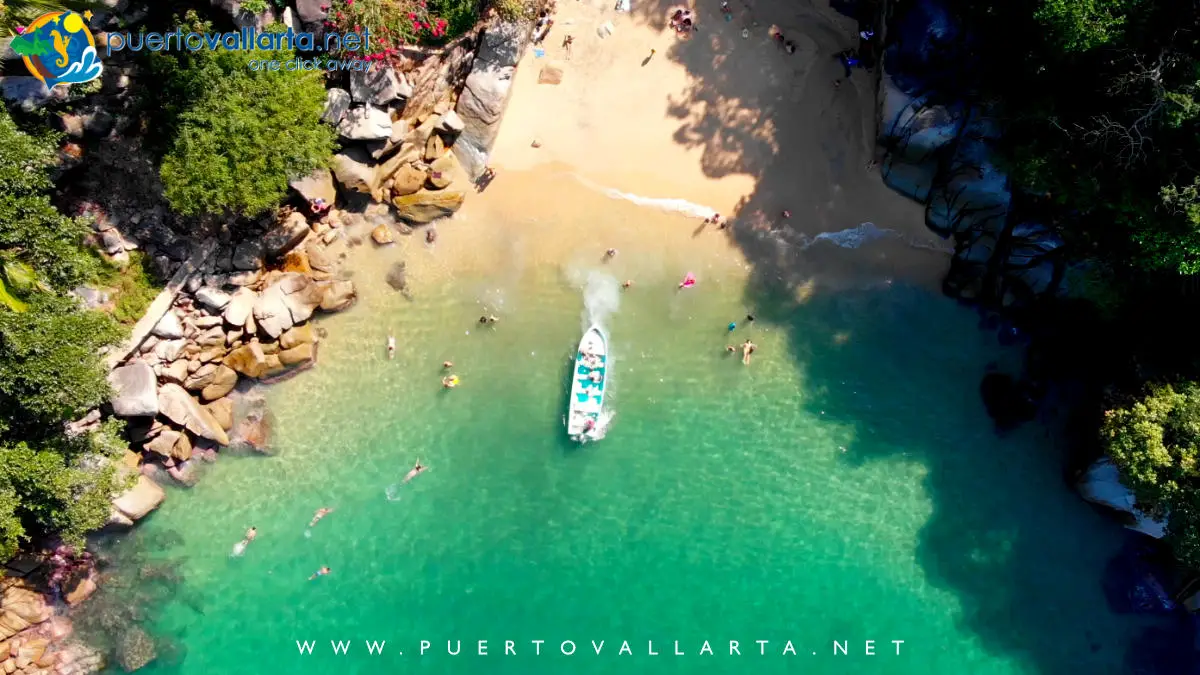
[{"x1": 572, "y1": 174, "x2": 715, "y2": 218}]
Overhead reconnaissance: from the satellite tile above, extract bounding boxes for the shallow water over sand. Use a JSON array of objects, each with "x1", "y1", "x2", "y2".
[{"x1": 92, "y1": 172, "x2": 1149, "y2": 675}]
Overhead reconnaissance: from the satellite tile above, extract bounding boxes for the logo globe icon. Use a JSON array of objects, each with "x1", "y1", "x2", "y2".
[{"x1": 14, "y1": 11, "x2": 103, "y2": 88}]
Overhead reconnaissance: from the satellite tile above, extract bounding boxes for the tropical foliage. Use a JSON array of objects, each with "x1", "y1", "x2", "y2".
[
  {"x1": 152, "y1": 15, "x2": 335, "y2": 218},
  {"x1": 0, "y1": 107, "x2": 128, "y2": 559}
]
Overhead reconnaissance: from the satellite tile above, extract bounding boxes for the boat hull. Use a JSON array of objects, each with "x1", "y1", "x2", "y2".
[{"x1": 566, "y1": 326, "x2": 608, "y2": 440}]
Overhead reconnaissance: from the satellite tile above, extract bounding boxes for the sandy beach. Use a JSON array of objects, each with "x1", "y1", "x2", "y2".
[{"x1": 444, "y1": 0, "x2": 950, "y2": 298}]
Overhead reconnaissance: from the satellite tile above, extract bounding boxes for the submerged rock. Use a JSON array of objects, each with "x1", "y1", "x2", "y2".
[
  {"x1": 385, "y1": 262, "x2": 408, "y2": 291},
  {"x1": 979, "y1": 372, "x2": 1036, "y2": 431},
  {"x1": 116, "y1": 625, "x2": 156, "y2": 672}
]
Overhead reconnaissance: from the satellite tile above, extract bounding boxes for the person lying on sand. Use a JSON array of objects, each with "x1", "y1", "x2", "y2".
[
  {"x1": 310, "y1": 508, "x2": 333, "y2": 528},
  {"x1": 309, "y1": 566, "x2": 331, "y2": 581},
  {"x1": 402, "y1": 460, "x2": 428, "y2": 484}
]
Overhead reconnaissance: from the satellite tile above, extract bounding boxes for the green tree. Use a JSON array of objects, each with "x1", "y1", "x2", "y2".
[
  {"x1": 1033, "y1": 0, "x2": 1137, "y2": 52},
  {"x1": 0, "y1": 294, "x2": 121, "y2": 437},
  {"x1": 0, "y1": 109, "x2": 97, "y2": 291},
  {"x1": 154, "y1": 18, "x2": 335, "y2": 218},
  {"x1": 1102, "y1": 383, "x2": 1200, "y2": 565}
]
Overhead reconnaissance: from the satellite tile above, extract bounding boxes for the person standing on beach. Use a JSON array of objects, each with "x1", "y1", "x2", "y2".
[{"x1": 563, "y1": 35, "x2": 574, "y2": 59}]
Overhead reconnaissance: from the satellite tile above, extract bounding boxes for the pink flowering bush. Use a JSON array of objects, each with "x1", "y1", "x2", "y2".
[{"x1": 325, "y1": 0, "x2": 468, "y2": 53}]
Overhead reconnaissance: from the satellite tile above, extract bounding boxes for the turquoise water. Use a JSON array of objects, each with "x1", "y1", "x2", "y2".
[{"x1": 87, "y1": 209, "x2": 1150, "y2": 675}]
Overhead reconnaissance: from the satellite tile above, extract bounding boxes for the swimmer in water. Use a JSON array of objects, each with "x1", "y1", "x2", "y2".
[
  {"x1": 443, "y1": 361, "x2": 454, "y2": 368},
  {"x1": 309, "y1": 508, "x2": 333, "y2": 528},
  {"x1": 728, "y1": 322, "x2": 737, "y2": 331},
  {"x1": 309, "y1": 566, "x2": 331, "y2": 580},
  {"x1": 387, "y1": 334, "x2": 396, "y2": 359},
  {"x1": 402, "y1": 459, "x2": 428, "y2": 484},
  {"x1": 442, "y1": 374, "x2": 459, "y2": 388},
  {"x1": 245, "y1": 527, "x2": 257, "y2": 541},
  {"x1": 741, "y1": 340, "x2": 757, "y2": 365},
  {"x1": 622, "y1": 280, "x2": 633, "y2": 289},
  {"x1": 726, "y1": 345, "x2": 737, "y2": 353},
  {"x1": 478, "y1": 315, "x2": 499, "y2": 325},
  {"x1": 605, "y1": 248, "x2": 618, "y2": 259}
]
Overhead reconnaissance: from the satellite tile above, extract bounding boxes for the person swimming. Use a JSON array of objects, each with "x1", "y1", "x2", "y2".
[
  {"x1": 402, "y1": 459, "x2": 428, "y2": 484},
  {"x1": 605, "y1": 248, "x2": 618, "y2": 259},
  {"x1": 309, "y1": 508, "x2": 333, "y2": 528},
  {"x1": 443, "y1": 361, "x2": 454, "y2": 368},
  {"x1": 309, "y1": 566, "x2": 331, "y2": 581},
  {"x1": 387, "y1": 334, "x2": 396, "y2": 359},
  {"x1": 442, "y1": 374, "x2": 460, "y2": 388},
  {"x1": 726, "y1": 345, "x2": 737, "y2": 353},
  {"x1": 245, "y1": 527, "x2": 257, "y2": 541},
  {"x1": 478, "y1": 315, "x2": 499, "y2": 325},
  {"x1": 728, "y1": 322, "x2": 737, "y2": 331},
  {"x1": 742, "y1": 341, "x2": 757, "y2": 365},
  {"x1": 622, "y1": 280, "x2": 634, "y2": 289}
]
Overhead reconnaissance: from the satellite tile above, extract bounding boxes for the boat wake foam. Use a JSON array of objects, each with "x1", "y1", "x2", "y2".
[{"x1": 572, "y1": 174, "x2": 715, "y2": 218}]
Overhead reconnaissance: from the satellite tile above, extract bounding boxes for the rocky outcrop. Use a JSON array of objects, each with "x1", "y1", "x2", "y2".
[
  {"x1": 877, "y1": 0, "x2": 1066, "y2": 307},
  {"x1": 111, "y1": 475, "x2": 166, "y2": 523},
  {"x1": 1077, "y1": 458, "x2": 1167, "y2": 539},
  {"x1": 392, "y1": 189, "x2": 466, "y2": 224},
  {"x1": 108, "y1": 362, "x2": 158, "y2": 417},
  {"x1": 338, "y1": 106, "x2": 393, "y2": 141},
  {"x1": 158, "y1": 384, "x2": 230, "y2": 445},
  {"x1": 453, "y1": 21, "x2": 533, "y2": 178},
  {"x1": 289, "y1": 169, "x2": 337, "y2": 205}
]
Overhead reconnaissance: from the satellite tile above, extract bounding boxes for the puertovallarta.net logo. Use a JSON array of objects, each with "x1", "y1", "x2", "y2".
[{"x1": 8, "y1": 10, "x2": 103, "y2": 88}]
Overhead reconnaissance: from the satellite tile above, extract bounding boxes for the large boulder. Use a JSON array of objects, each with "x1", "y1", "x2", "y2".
[
  {"x1": 111, "y1": 475, "x2": 166, "y2": 522},
  {"x1": 332, "y1": 147, "x2": 377, "y2": 194},
  {"x1": 350, "y1": 67, "x2": 406, "y2": 106},
  {"x1": 263, "y1": 211, "x2": 310, "y2": 258},
  {"x1": 274, "y1": 273, "x2": 325, "y2": 324},
  {"x1": 1077, "y1": 458, "x2": 1167, "y2": 538},
  {"x1": 232, "y1": 239, "x2": 264, "y2": 271},
  {"x1": 454, "y1": 66, "x2": 515, "y2": 179},
  {"x1": 278, "y1": 342, "x2": 315, "y2": 367},
  {"x1": 392, "y1": 189, "x2": 466, "y2": 224},
  {"x1": 319, "y1": 280, "x2": 357, "y2": 312},
  {"x1": 152, "y1": 311, "x2": 184, "y2": 339},
  {"x1": 195, "y1": 286, "x2": 232, "y2": 310},
  {"x1": 108, "y1": 361, "x2": 159, "y2": 417},
  {"x1": 391, "y1": 163, "x2": 428, "y2": 197},
  {"x1": 322, "y1": 87, "x2": 352, "y2": 125},
  {"x1": 372, "y1": 224, "x2": 395, "y2": 245},
  {"x1": 207, "y1": 397, "x2": 234, "y2": 431},
  {"x1": 224, "y1": 343, "x2": 271, "y2": 379},
  {"x1": 290, "y1": 168, "x2": 337, "y2": 205},
  {"x1": 280, "y1": 323, "x2": 316, "y2": 350},
  {"x1": 295, "y1": 0, "x2": 329, "y2": 24},
  {"x1": 157, "y1": 383, "x2": 230, "y2": 445},
  {"x1": 337, "y1": 106, "x2": 393, "y2": 141},
  {"x1": 224, "y1": 287, "x2": 257, "y2": 328},
  {"x1": 0, "y1": 582, "x2": 52, "y2": 640},
  {"x1": 200, "y1": 365, "x2": 238, "y2": 401},
  {"x1": 253, "y1": 281, "x2": 294, "y2": 338},
  {"x1": 144, "y1": 428, "x2": 181, "y2": 457}
]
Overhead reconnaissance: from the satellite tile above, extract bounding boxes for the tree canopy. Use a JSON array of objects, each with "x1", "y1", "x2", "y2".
[
  {"x1": 1102, "y1": 384, "x2": 1200, "y2": 566},
  {"x1": 0, "y1": 107, "x2": 128, "y2": 559},
  {"x1": 152, "y1": 17, "x2": 335, "y2": 218}
]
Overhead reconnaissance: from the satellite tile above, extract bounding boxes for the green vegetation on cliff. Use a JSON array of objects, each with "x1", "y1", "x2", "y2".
[
  {"x1": 1102, "y1": 384, "x2": 1200, "y2": 567},
  {"x1": 0, "y1": 108, "x2": 129, "y2": 559},
  {"x1": 151, "y1": 15, "x2": 335, "y2": 218},
  {"x1": 964, "y1": 0, "x2": 1200, "y2": 276}
]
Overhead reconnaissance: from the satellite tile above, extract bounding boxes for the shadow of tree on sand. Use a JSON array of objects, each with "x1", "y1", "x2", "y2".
[{"x1": 623, "y1": 0, "x2": 1170, "y2": 673}]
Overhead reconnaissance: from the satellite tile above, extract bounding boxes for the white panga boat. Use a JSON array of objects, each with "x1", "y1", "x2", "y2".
[{"x1": 566, "y1": 325, "x2": 608, "y2": 442}]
